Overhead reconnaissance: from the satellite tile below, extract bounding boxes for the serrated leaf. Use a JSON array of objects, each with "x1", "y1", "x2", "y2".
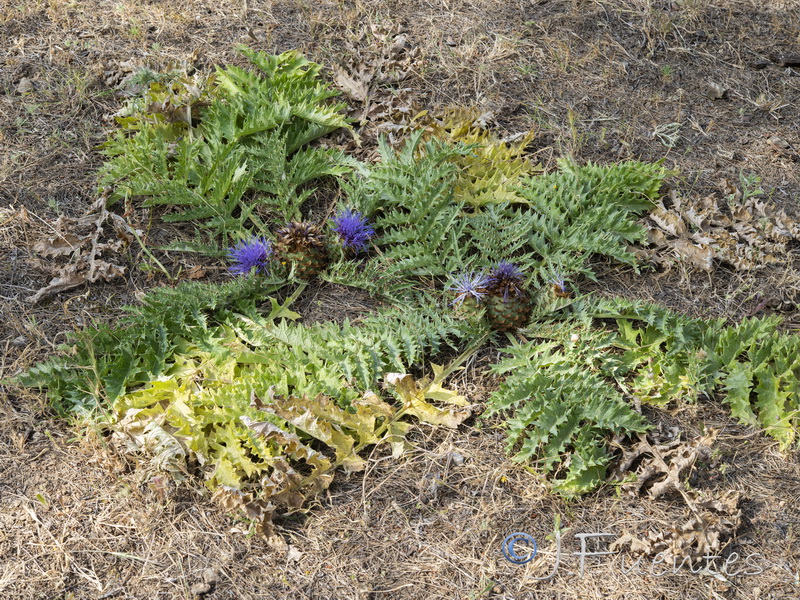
[
  {"x1": 266, "y1": 297, "x2": 302, "y2": 322},
  {"x1": 722, "y1": 363, "x2": 758, "y2": 426},
  {"x1": 753, "y1": 370, "x2": 795, "y2": 449},
  {"x1": 257, "y1": 393, "x2": 365, "y2": 472},
  {"x1": 385, "y1": 372, "x2": 471, "y2": 428}
]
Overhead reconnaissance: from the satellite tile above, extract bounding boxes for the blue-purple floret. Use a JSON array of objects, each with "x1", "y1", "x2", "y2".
[
  {"x1": 488, "y1": 261, "x2": 525, "y2": 301},
  {"x1": 448, "y1": 271, "x2": 490, "y2": 306},
  {"x1": 489, "y1": 261, "x2": 524, "y2": 282},
  {"x1": 331, "y1": 208, "x2": 375, "y2": 253},
  {"x1": 227, "y1": 236, "x2": 273, "y2": 275},
  {"x1": 548, "y1": 271, "x2": 567, "y2": 291}
]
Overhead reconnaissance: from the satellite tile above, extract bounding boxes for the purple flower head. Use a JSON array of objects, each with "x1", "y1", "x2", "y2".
[
  {"x1": 227, "y1": 236, "x2": 273, "y2": 276},
  {"x1": 489, "y1": 261, "x2": 525, "y2": 283},
  {"x1": 549, "y1": 271, "x2": 566, "y2": 289},
  {"x1": 331, "y1": 208, "x2": 375, "y2": 253},
  {"x1": 488, "y1": 261, "x2": 526, "y2": 301},
  {"x1": 448, "y1": 271, "x2": 490, "y2": 306}
]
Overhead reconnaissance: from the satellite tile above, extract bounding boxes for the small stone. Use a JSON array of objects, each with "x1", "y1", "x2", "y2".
[
  {"x1": 768, "y1": 135, "x2": 791, "y2": 151},
  {"x1": 706, "y1": 81, "x2": 727, "y2": 100},
  {"x1": 448, "y1": 451, "x2": 465, "y2": 466},
  {"x1": 16, "y1": 77, "x2": 34, "y2": 94},
  {"x1": 189, "y1": 581, "x2": 211, "y2": 596},
  {"x1": 201, "y1": 568, "x2": 218, "y2": 585}
]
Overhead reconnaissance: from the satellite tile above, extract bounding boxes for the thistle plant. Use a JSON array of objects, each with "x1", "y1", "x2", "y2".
[
  {"x1": 485, "y1": 261, "x2": 531, "y2": 331},
  {"x1": 331, "y1": 208, "x2": 375, "y2": 254},
  {"x1": 227, "y1": 236, "x2": 274, "y2": 276},
  {"x1": 448, "y1": 271, "x2": 489, "y2": 319}
]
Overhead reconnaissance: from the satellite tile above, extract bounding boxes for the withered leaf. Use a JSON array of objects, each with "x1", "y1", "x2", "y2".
[
  {"x1": 26, "y1": 198, "x2": 135, "y2": 302},
  {"x1": 25, "y1": 265, "x2": 87, "y2": 303},
  {"x1": 650, "y1": 205, "x2": 689, "y2": 237},
  {"x1": 32, "y1": 233, "x2": 84, "y2": 257},
  {"x1": 212, "y1": 485, "x2": 277, "y2": 538},
  {"x1": 610, "y1": 490, "x2": 741, "y2": 564},
  {"x1": 333, "y1": 66, "x2": 370, "y2": 102},
  {"x1": 670, "y1": 238, "x2": 714, "y2": 271},
  {"x1": 646, "y1": 189, "x2": 800, "y2": 272},
  {"x1": 613, "y1": 429, "x2": 718, "y2": 499}
]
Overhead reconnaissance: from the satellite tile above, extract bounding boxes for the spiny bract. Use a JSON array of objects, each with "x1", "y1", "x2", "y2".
[
  {"x1": 275, "y1": 221, "x2": 328, "y2": 279},
  {"x1": 485, "y1": 261, "x2": 531, "y2": 331}
]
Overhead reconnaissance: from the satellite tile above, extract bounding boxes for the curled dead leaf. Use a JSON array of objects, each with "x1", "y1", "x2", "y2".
[
  {"x1": 610, "y1": 490, "x2": 741, "y2": 564},
  {"x1": 26, "y1": 198, "x2": 137, "y2": 302},
  {"x1": 25, "y1": 265, "x2": 88, "y2": 303},
  {"x1": 613, "y1": 429, "x2": 718, "y2": 499},
  {"x1": 671, "y1": 238, "x2": 714, "y2": 271},
  {"x1": 650, "y1": 204, "x2": 689, "y2": 237},
  {"x1": 646, "y1": 190, "x2": 800, "y2": 272},
  {"x1": 212, "y1": 485, "x2": 278, "y2": 538},
  {"x1": 333, "y1": 65, "x2": 370, "y2": 103}
]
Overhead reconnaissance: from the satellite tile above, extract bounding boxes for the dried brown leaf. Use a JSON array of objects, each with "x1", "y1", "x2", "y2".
[
  {"x1": 333, "y1": 65, "x2": 370, "y2": 102},
  {"x1": 670, "y1": 238, "x2": 714, "y2": 271},
  {"x1": 614, "y1": 429, "x2": 718, "y2": 499},
  {"x1": 25, "y1": 265, "x2": 87, "y2": 303},
  {"x1": 26, "y1": 198, "x2": 135, "y2": 302},
  {"x1": 212, "y1": 485, "x2": 277, "y2": 538},
  {"x1": 646, "y1": 187, "x2": 800, "y2": 271},
  {"x1": 610, "y1": 490, "x2": 741, "y2": 564},
  {"x1": 186, "y1": 265, "x2": 207, "y2": 280},
  {"x1": 32, "y1": 233, "x2": 85, "y2": 257},
  {"x1": 650, "y1": 205, "x2": 689, "y2": 237},
  {"x1": 16, "y1": 77, "x2": 34, "y2": 94}
]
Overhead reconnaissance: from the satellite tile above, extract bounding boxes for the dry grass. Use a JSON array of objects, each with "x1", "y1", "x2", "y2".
[{"x1": 2, "y1": 0, "x2": 800, "y2": 598}]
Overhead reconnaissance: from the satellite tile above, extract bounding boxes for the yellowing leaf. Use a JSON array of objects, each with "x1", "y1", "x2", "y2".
[
  {"x1": 111, "y1": 408, "x2": 188, "y2": 479},
  {"x1": 424, "y1": 381, "x2": 468, "y2": 406},
  {"x1": 386, "y1": 420, "x2": 413, "y2": 458},
  {"x1": 385, "y1": 372, "x2": 471, "y2": 427}
]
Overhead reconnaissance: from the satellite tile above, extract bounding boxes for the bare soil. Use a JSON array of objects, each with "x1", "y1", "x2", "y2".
[{"x1": 1, "y1": 1, "x2": 799, "y2": 599}]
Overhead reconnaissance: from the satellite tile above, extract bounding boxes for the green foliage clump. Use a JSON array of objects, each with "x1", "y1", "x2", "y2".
[
  {"x1": 425, "y1": 108, "x2": 542, "y2": 207},
  {"x1": 110, "y1": 341, "x2": 468, "y2": 535},
  {"x1": 229, "y1": 296, "x2": 483, "y2": 405},
  {"x1": 344, "y1": 131, "x2": 470, "y2": 278},
  {"x1": 98, "y1": 47, "x2": 351, "y2": 245},
  {"x1": 483, "y1": 298, "x2": 800, "y2": 497},
  {"x1": 597, "y1": 298, "x2": 800, "y2": 449},
  {"x1": 341, "y1": 134, "x2": 670, "y2": 290},
  {"x1": 22, "y1": 279, "x2": 478, "y2": 534},
  {"x1": 20, "y1": 276, "x2": 282, "y2": 416},
  {"x1": 518, "y1": 158, "x2": 672, "y2": 277},
  {"x1": 482, "y1": 321, "x2": 651, "y2": 497}
]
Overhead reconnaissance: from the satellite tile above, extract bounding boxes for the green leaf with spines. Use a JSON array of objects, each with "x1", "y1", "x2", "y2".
[{"x1": 97, "y1": 47, "x2": 352, "y2": 241}]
